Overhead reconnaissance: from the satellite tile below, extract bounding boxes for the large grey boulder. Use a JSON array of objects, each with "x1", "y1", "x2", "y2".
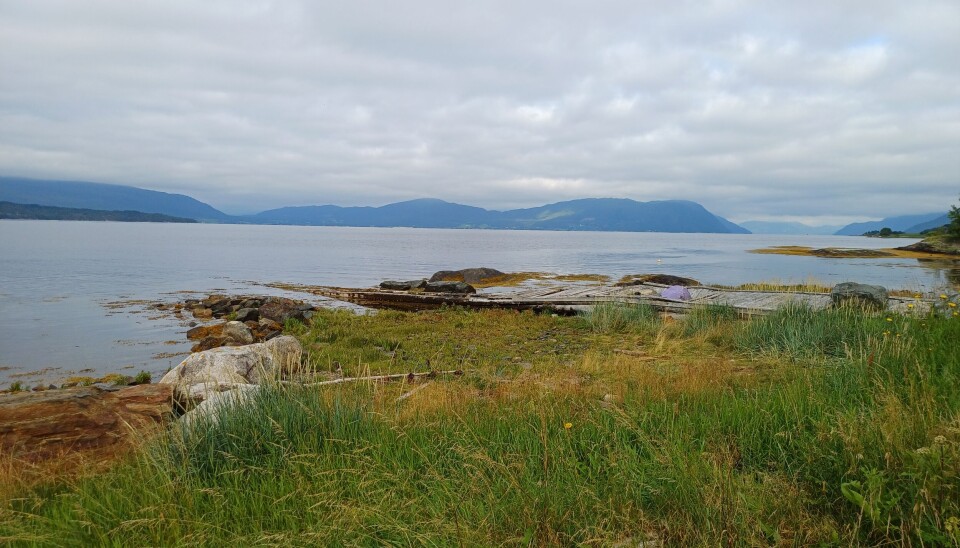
[
  {"x1": 617, "y1": 274, "x2": 700, "y2": 287},
  {"x1": 259, "y1": 297, "x2": 315, "y2": 324},
  {"x1": 429, "y1": 268, "x2": 505, "y2": 284},
  {"x1": 424, "y1": 281, "x2": 476, "y2": 294},
  {"x1": 830, "y1": 282, "x2": 888, "y2": 310},
  {"x1": 178, "y1": 384, "x2": 260, "y2": 428},
  {"x1": 380, "y1": 279, "x2": 428, "y2": 291},
  {"x1": 222, "y1": 321, "x2": 254, "y2": 345},
  {"x1": 159, "y1": 335, "x2": 302, "y2": 405}
]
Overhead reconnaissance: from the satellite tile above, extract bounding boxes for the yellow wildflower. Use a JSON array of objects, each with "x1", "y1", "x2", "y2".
[
  {"x1": 564, "y1": 422, "x2": 573, "y2": 430},
  {"x1": 942, "y1": 294, "x2": 949, "y2": 299},
  {"x1": 950, "y1": 302, "x2": 957, "y2": 308},
  {"x1": 886, "y1": 317, "x2": 893, "y2": 322},
  {"x1": 907, "y1": 303, "x2": 914, "y2": 309},
  {"x1": 914, "y1": 294, "x2": 922, "y2": 299}
]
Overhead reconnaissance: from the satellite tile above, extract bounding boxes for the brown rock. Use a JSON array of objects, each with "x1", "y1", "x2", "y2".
[
  {"x1": 616, "y1": 274, "x2": 700, "y2": 287},
  {"x1": 192, "y1": 336, "x2": 228, "y2": 352},
  {"x1": 258, "y1": 318, "x2": 283, "y2": 331},
  {"x1": 186, "y1": 322, "x2": 224, "y2": 341},
  {"x1": 191, "y1": 307, "x2": 213, "y2": 320},
  {"x1": 0, "y1": 384, "x2": 175, "y2": 462}
]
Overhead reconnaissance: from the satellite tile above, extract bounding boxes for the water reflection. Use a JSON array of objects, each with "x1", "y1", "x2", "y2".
[{"x1": 916, "y1": 258, "x2": 960, "y2": 288}]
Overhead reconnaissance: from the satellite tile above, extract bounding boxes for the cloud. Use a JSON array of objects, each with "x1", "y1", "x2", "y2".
[{"x1": 0, "y1": 0, "x2": 957, "y2": 220}]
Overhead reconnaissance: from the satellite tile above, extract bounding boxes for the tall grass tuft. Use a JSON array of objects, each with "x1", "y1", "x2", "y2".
[{"x1": 582, "y1": 301, "x2": 660, "y2": 334}]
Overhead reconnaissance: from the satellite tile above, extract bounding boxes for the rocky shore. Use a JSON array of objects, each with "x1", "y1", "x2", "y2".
[{"x1": 0, "y1": 293, "x2": 322, "y2": 463}]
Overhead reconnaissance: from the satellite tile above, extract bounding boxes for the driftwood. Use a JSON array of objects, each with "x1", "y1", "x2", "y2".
[
  {"x1": 395, "y1": 381, "x2": 434, "y2": 403},
  {"x1": 282, "y1": 369, "x2": 463, "y2": 387}
]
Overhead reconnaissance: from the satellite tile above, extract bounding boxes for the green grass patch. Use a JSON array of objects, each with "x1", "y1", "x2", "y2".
[{"x1": 2, "y1": 305, "x2": 959, "y2": 546}]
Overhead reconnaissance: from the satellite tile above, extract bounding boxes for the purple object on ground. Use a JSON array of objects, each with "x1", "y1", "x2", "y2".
[{"x1": 660, "y1": 285, "x2": 692, "y2": 301}]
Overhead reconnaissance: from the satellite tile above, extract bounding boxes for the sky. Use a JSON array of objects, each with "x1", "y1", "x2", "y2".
[{"x1": 0, "y1": 1, "x2": 958, "y2": 223}]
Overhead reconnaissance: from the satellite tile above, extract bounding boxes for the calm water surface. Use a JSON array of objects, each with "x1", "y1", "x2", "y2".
[{"x1": 1, "y1": 220, "x2": 957, "y2": 384}]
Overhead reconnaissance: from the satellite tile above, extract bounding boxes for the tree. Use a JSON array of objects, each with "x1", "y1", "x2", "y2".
[
  {"x1": 949, "y1": 196, "x2": 960, "y2": 240},
  {"x1": 879, "y1": 227, "x2": 893, "y2": 237}
]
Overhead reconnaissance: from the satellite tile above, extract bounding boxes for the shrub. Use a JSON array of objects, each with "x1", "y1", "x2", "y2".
[{"x1": 133, "y1": 371, "x2": 152, "y2": 385}]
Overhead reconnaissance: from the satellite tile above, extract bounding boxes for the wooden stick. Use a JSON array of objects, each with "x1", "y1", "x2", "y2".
[
  {"x1": 282, "y1": 369, "x2": 463, "y2": 387},
  {"x1": 395, "y1": 381, "x2": 433, "y2": 403},
  {"x1": 613, "y1": 349, "x2": 661, "y2": 360}
]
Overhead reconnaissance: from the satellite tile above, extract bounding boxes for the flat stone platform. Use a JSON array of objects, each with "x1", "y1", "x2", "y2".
[{"x1": 272, "y1": 281, "x2": 928, "y2": 317}]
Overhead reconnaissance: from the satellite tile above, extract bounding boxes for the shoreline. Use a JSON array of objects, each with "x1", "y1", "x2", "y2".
[{"x1": 5, "y1": 270, "x2": 958, "y2": 393}]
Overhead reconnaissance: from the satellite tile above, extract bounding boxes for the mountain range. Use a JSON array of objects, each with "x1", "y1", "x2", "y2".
[
  {"x1": 0, "y1": 177, "x2": 229, "y2": 222},
  {"x1": 0, "y1": 177, "x2": 749, "y2": 234},
  {"x1": 832, "y1": 212, "x2": 948, "y2": 235},
  {"x1": 738, "y1": 221, "x2": 844, "y2": 235},
  {"x1": 740, "y1": 212, "x2": 949, "y2": 236},
  {"x1": 2, "y1": 176, "x2": 949, "y2": 235}
]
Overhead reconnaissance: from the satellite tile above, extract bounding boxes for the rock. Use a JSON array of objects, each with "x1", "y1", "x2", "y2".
[
  {"x1": 423, "y1": 281, "x2": 476, "y2": 294},
  {"x1": 179, "y1": 384, "x2": 260, "y2": 427},
  {"x1": 933, "y1": 291, "x2": 960, "y2": 317},
  {"x1": 617, "y1": 274, "x2": 700, "y2": 287},
  {"x1": 192, "y1": 336, "x2": 227, "y2": 352},
  {"x1": 202, "y1": 295, "x2": 230, "y2": 309},
  {"x1": 811, "y1": 248, "x2": 892, "y2": 258},
  {"x1": 259, "y1": 297, "x2": 314, "y2": 324},
  {"x1": 222, "y1": 321, "x2": 254, "y2": 345},
  {"x1": 602, "y1": 393, "x2": 622, "y2": 403},
  {"x1": 429, "y1": 268, "x2": 505, "y2": 284},
  {"x1": 830, "y1": 282, "x2": 888, "y2": 310},
  {"x1": 258, "y1": 317, "x2": 283, "y2": 331},
  {"x1": 0, "y1": 384, "x2": 175, "y2": 462},
  {"x1": 210, "y1": 302, "x2": 233, "y2": 317},
  {"x1": 380, "y1": 279, "x2": 428, "y2": 291},
  {"x1": 160, "y1": 336, "x2": 302, "y2": 405},
  {"x1": 186, "y1": 322, "x2": 224, "y2": 341},
  {"x1": 660, "y1": 285, "x2": 692, "y2": 301},
  {"x1": 234, "y1": 307, "x2": 259, "y2": 322},
  {"x1": 896, "y1": 238, "x2": 960, "y2": 256},
  {"x1": 191, "y1": 307, "x2": 213, "y2": 320}
]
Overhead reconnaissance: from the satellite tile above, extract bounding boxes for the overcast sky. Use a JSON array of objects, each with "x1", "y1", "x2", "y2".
[{"x1": 1, "y1": 1, "x2": 958, "y2": 222}]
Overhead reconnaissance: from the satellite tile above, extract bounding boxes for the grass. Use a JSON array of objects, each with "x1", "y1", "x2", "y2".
[{"x1": 2, "y1": 303, "x2": 959, "y2": 545}]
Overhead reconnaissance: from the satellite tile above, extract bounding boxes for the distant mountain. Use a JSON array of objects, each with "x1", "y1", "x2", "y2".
[
  {"x1": 905, "y1": 214, "x2": 949, "y2": 234},
  {"x1": 0, "y1": 201, "x2": 197, "y2": 223},
  {"x1": 714, "y1": 215, "x2": 753, "y2": 235},
  {"x1": 0, "y1": 177, "x2": 229, "y2": 222},
  {"x1": 834, "y1": 212, "x2": 946, "y2": 236},
  {"x1": 740, "y1": 221, "x2": 842, "y2": 235},
  {"x1": 253, "y1": 197, "x2": 750, "y2": 233},
  {"x1": 1, "y1": 176, "x2": 749, "y2": 233},
  {"x1": 249, "y1": 198, "x2": 493, "y2": 228}
]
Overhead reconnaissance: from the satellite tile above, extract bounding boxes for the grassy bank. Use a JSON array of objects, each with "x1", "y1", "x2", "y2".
[{"x1": 2, "y1": 303, "x2": 959, "y2": 546}]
